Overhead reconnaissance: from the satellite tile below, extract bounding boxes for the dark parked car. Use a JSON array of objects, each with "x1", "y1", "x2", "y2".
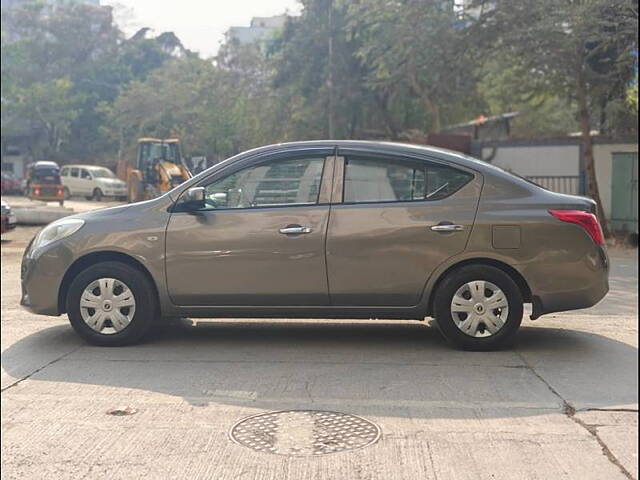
[
  {"x1": 1, "y1": 172, "x2": 22, "y2": 195},
  {"x1": 1, "y1": 199, "x2": 17, "y2": 234},
  {"x1": 21, "y1": 141, "x2": 609, "y2": 349}
]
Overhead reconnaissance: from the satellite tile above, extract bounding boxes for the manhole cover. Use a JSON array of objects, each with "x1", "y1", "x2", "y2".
[{"x1": 230, "y1": 410, "x2": 381, "y2": 456}]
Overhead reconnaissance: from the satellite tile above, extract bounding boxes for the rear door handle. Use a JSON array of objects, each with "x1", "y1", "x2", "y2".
[
  {"x1": 431, "y1": 223, "x2": 464, "y2": 232},
  {"x1": 279, "y1": 225, "x2": 312, "y2": 234}
]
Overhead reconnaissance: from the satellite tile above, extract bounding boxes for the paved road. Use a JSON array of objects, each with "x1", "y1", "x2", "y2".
[{"x1": 1, "y1": 202, "x2": 637, "y2": 480}]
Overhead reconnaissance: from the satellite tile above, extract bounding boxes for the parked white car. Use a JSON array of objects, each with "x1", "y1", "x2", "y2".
[{"x1": 60, "y1": 165, "x2": 127, "y2": 201}]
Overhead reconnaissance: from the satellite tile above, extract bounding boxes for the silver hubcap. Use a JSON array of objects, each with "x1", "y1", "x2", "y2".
[
  {"x1": 450, "y1": 280, "x2": 509, "y2": 338},
  {"x1": 80, "y1": 278, "x2": 136, "y2": 334}
]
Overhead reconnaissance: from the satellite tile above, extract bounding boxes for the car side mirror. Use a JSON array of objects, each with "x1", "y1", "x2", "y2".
[{"x1": 183, "y1": 186, "x2": 205, "y2": 210}]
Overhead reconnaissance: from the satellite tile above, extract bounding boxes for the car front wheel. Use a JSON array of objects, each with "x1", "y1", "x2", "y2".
[
  {"x1": 433, "y1": 265, "x2": 523, "y2": 351},
  {"x1": 92, "y1": 188, "x2": 103, "y2": 201},
  {"x1": 66, "y1": 261, "x2": 156, "y2": 346}
]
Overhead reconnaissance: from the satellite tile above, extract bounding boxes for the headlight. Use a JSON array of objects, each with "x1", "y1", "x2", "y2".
[{"x1": 31, "y1": 218, "x2": 84, "y2": 253}]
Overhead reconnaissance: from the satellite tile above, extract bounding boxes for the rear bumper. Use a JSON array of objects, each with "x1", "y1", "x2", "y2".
[
  {"x1": 525, "y1": 245, "x2": 609, "y2": 319},
  {"x1": 1, "y1": 214, "x2": 17, "y2": 234}
]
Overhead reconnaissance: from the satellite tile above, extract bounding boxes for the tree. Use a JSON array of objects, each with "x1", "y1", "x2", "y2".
[
  {"x1": 271, "y1": 0, "x2": 373, "y2": 139},
  {"x1": 1, "y1": 2, "x2": 183, "y2": 163},
  {"x1": 347, "y1": 0, "x2": 477, "y2": 134},
  {"x1": 471, "y1": 0, "x2": 638, "y2": 236}
]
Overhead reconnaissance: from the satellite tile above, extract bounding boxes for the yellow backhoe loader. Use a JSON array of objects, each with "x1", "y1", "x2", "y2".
[{"x1": 117, "y1": 138, "x2": 192, "y2": 203}]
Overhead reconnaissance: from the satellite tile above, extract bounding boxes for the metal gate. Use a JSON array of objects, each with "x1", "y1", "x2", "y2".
[
  {"x1": 526, "y1": 175, "x2": 580, "y2": 195},
  {"x1": 611, "y1": 152, "x2": 638, "y2": 233}
]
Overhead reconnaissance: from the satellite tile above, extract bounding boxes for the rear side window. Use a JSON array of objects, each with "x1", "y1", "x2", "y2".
[
  {"x1": 71, "y1": 168, "x2": 79, "y2": 178},
  {"x1": 343, "y1": 156, "x2": 472, "y2": 204}
]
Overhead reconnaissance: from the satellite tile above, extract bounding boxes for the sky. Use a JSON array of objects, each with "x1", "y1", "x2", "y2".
[{"x1": 102, "y1": 0, "x2": 302, "y2": 58}]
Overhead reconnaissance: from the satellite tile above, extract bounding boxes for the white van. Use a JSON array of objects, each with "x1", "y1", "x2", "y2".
[{"x1": 60, "y1": 165, "x2": 127, "y2": 201}]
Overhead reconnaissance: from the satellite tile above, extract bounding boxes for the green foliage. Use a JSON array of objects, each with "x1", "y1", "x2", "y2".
[
  {"x1": 477, "y1": 58, "x2": 578, "y2": 138},
  {"x1": 2, "y1": 0, "x2": 637, "y2": 168},
  {"x1": 1, "y1": 2, "x2": 177, "y2": 162},
  {"x1": 628, "y1": 83, "x2": 638, "y2": 116},
  {"x1": 470, "y1": 0, "x2": 638, "y2": 135}
]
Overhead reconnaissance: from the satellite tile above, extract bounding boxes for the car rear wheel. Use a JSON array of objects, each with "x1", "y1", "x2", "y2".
[
  {"x1": 433, "y1": 265, "x2": 523, "y2": 350},
  {"x1": 66, "y1": 261, "x2": 157, "y2": 346}
]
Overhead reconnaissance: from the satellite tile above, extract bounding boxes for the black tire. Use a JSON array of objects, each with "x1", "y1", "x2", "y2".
[
  {"x1": 433, "y1": 265, "x2": 523, "y2": 351},
  {"x1": 92, "y1": 188, "x2": 103, "y2": 202},
  {"x1": 66, "y1": 261, "x2": 157, "y2": 346},
  {"x1": 59, "y1": 200, "x2": 64, "y2": 207}
]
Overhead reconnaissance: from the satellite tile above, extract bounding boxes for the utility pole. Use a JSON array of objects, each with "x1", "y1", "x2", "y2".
[{"x1": 327, "y1": 0, "x2": 334, "y2": 139}]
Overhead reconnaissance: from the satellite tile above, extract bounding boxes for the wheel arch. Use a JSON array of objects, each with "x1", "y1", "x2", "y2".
[
  {"x1": 58, "y1": 251, "x2": 160, "y2": 314},
  {"x1": 425, "y1": 258, "x2": 532, "y2": 316}
]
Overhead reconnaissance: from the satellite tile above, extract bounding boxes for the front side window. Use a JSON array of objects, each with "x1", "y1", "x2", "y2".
[
  {"x1": 343, "y1": 156, "x2": 472, "y2": 204},
  {"x1": 81, "y1": 169, "x2": 91, "y2": 179},
  {"x1": 201, "y1": 157, "x2": 325, "y2": 210},
  {"x1": 60, "y1": 168, "x2": 69, "y2": 177}
]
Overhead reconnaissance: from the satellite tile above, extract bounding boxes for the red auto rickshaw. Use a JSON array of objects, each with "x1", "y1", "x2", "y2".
[{"x1": 25, "y1": 161, "x2": 65, "y2": 206}]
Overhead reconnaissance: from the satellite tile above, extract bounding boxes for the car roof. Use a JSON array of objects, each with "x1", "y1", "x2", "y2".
[
  {"x1": 232, "y1": 140, "x2": 500, "y2": 174},
  {"x1": 31, "y1": 161, "x2": 59, "y2": 167},
  {"x1": 62, "y1": 164, "x2": 109, "y2": 169}
]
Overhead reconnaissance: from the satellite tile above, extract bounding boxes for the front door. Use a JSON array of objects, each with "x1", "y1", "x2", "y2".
[
  {"x1": 165, "y1": 152, "x2": 334, "y2": 306},
  {"x1": 79, "y1": 168, "x2": 93, "y2": 195},
  {"x1": 326, "y1": 151, "x2": 482, "y2": 306}
]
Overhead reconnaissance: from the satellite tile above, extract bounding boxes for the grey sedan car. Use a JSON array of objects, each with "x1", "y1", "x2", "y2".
[{"x1": 21, "y1": 141, "x2": 609, "y2": 350}]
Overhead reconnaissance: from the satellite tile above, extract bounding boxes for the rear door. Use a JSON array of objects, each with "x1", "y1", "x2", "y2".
[
  {"x1": 165, "y1": 148, "x2": 336, "y2": 306},
  {"x1": 60, "y1": 167, "x2": 70, "y2": 191},
  {"x1": 326, "y1": 150, "x2": 482, "y2": 306}
]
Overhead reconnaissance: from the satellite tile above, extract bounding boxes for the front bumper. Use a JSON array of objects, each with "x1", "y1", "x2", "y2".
[{"x1": 20, "y1": 240, "x2": 73, "y2": 316}]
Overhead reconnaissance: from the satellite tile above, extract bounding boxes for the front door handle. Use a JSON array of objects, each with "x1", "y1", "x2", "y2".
[
  {"x1": 279, "y1": 225, "x2": 312, "y2": 234},
  {"x1": 431, "y1": 223, "x2": 464, "y2": 232}
]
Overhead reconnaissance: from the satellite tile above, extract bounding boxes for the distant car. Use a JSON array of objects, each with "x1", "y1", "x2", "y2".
[
  {"x1": 60, "y1": 165, "x2": 127, "y2": 201},
  {"x1": 1, "y1": 172, "x2": 23, "y2": 195},
  {"x1": 21, "y1": 141, "x2": 609, "y2": 350},
  {"x1": 1, "y1": 199, "x2": 17, "y2": 234}
]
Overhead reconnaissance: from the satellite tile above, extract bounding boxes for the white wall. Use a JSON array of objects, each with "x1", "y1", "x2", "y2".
[
  {"x1": 481, "y1": 142, "x2": 639, "y2": 219},
  {"x1": 593, "y1": 143, "x2": 638, "y2": 218},
  {"x1": 482, "y1": 145, "x2": 580, "y2": 176},
  {"x1": 1, "y1": 155, "x2": 25, "y2": 179}
]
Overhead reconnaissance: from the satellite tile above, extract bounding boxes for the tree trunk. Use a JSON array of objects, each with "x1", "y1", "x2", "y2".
[
  {"x1": 576, "y1": 64, "x2": 611, "y2": 238},
  {"x1": 408, "y1": 67, "x2": 441, "y2": 134},
  {"x1": 374, "y1": 91, "x2": 399, "y2": 140}
]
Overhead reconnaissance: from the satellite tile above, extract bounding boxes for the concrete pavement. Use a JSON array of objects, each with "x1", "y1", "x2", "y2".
[{"x1": 1, "y1": 208, "x2": 637, "y2": 480}]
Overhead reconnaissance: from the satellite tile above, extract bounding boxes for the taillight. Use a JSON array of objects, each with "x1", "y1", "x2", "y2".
[
  {"x1": 549, "y1": 209, "x2": 605, "y2": 245},
  {"x1": 34, "y1": 188, "x2": 40, "y2": 195}
]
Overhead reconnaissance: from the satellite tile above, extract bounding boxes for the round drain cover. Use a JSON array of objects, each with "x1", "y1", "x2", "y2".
[{"x1": 230, "y1": 410, "x2": 381, "y2": 456}]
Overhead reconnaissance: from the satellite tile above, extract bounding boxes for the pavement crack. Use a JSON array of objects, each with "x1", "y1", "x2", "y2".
[
  {"x1": 516, "y1": 352, "x2": 634, "y2": 480},
  {"x1": 1, "y1": 347, "x2": 80, "y2": 393}
]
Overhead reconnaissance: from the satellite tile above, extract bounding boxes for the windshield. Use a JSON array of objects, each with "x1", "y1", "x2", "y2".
[
  {"x1": 31, "y1": 167, "x2": 60, "y2": 183},
  {"x1": 90, "y1": 168, "x2": 116, "y2": 178}
]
